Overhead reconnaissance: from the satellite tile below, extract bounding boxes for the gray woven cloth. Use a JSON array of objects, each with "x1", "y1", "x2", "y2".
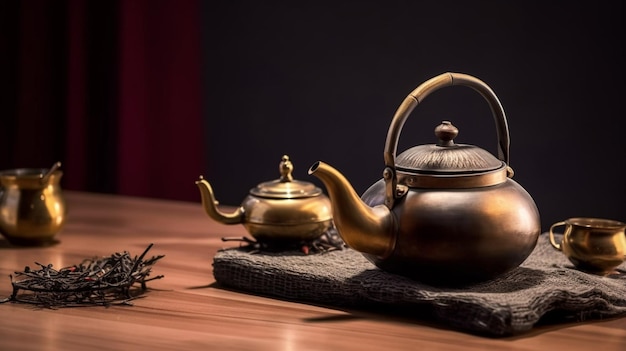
[{"x1": 212, "y1": 233, "x2": 626, "y2": 336}]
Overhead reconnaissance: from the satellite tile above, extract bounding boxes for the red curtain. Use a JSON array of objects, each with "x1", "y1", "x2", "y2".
[{"x1": 1, "y1": 0, "x2": 205, "y2": 203}]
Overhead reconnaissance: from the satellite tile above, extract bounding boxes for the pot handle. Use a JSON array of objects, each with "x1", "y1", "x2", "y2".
[{"x1": 382, "y1": 72, "x2": 510, "y2": 209}]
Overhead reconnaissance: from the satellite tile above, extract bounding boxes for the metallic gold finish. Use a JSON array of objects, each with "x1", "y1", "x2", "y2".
[
  {"x1": 196, "y1": 155, "x2": 333, "y2": 243},
  {"x1": 308, "y1": 72, "x2": 541, "y2": 285},
  {"x1": 396, "y1": 166, "x2": 508, "y2": 189},
  {"x1": 0, "y1": 165, "x2": 66, "y2": 245},
  {"x1": 549, "y1": 218, "x2": 626, "y2": 275}
]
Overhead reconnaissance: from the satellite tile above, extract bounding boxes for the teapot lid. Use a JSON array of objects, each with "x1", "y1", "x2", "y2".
[
  {"x1": 395, "y1": 121, "x2": 504, "y2": 174},
  {"x1": 250, "y1": 155, "x2": 323, "y2": 199}
]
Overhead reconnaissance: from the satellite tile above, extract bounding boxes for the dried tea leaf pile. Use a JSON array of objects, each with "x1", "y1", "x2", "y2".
[
  {"x1": 222, "y1": 226, "x2": 346, "y2": 255},
  {"x1": 1, "y1": 244, "x2": 164, "y2": 308}
]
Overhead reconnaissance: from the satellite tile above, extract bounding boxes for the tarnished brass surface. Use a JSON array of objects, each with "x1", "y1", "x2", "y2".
[
  {"x1": 0, "y1": 167, "x2": 66, "y2": 245},
  {"x1": 396, "y1": 166, "x2": 508, "y2": 189},
  {"x1": 309, "y1": 72, "x2": 541, "y2": 285},
  {"x1": 382, "y1": 72, "x2": 510, "y2": 209},
  {"x1": 309, "y1": 161, "x2": 539, "y2": 284},
  {"x1": 308, "y1": 161, "x2": 396, "y2": 258},
  {"x1": 196, "y1": 155, "x2": 333, "y2": 242},
  {"x1": 549, "y1": 218, "x2": 626, "y2": 275}
]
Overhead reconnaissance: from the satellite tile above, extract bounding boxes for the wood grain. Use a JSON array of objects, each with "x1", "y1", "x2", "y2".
[{"x1": 1, "y1": 191, "x2": 625, "y2": 350}]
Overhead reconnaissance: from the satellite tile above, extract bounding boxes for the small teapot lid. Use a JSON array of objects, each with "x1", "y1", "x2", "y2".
[
  {"x1": 250, "y1": 155, "x2": 323, "y2": 199},
  {"x1": 395, "y1": 121, "x2": 503, "y2": 174}
]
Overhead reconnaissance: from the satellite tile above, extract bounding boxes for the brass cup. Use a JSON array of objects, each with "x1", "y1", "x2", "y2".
[
  {"x1": 0, "y1": 167, "x2": 66, "y2": 246},
  {"x1": 549, "y1": 217, "x2": 626, "y2": 275}
]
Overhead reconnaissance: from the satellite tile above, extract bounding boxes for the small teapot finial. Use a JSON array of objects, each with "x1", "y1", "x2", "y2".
[
  {"x1": 279, "y1": 155, "x2": 294, "y2": 182},
  {"x1": 435, "y1": 121, "x2": 458, "y2": 147}
]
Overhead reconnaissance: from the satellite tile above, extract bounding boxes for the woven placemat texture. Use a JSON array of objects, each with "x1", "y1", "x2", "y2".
[{"x1": 212, "y1": 233, "x2": 626, "y2": 336}]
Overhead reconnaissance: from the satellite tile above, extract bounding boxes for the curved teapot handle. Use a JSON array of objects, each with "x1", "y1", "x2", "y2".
[{"x1": 382, "y1": 72, "x2": 510, "y2": 208}]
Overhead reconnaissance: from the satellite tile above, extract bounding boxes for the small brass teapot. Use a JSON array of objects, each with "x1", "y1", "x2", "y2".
[
  {"x1": 309, "y1": 73, "x2": 541, "y2": 285},
  {"x1": 196, "y1": 155, "x2": 333, "y2": 243},
  {"x1": 0, "y1": 162, "x2": 66, "y2": 245}
]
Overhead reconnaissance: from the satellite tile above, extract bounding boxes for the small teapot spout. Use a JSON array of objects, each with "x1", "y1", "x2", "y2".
[
  {"x1": 308, "y1": 161, "x2": 396, "y2": 258},
  {"x1": 195, "y1": 176, "x2": 244, "y2": 224}
]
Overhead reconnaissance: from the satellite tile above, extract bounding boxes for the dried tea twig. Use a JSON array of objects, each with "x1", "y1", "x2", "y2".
[{"x1": 0, "y1": 244, "x2": 164, "y2": 308}]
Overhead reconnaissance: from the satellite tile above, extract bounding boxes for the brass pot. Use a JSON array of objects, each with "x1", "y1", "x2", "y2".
[
  {"x1": 308, "y1": 72, "x2": 541, "y2": 285},
  {"x1": 196, "y1": 155, "x2": 333, "y2": 243},
  {"x1": 0, "y1": 163, "x2": 66, "y2": 245},
  {"x1": 549, "y1": 217, "x2": 626, "y2": 275}
]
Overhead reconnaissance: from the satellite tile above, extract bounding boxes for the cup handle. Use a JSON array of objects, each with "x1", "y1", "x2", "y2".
[{"x1": 549, "y1": 221, "x2": 566, "y2": 251}]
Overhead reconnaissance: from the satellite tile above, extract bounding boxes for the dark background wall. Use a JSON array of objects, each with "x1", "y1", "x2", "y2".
[
  {"x1": 201, "y1": 1, "x2": 625, "y2": 232},
  {"x1": 1, "y1": 1, "x2": 624, "y2": 234}
]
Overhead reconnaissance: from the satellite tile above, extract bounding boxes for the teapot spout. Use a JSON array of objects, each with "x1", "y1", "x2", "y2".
[
  {"x1": 308, "y1": 162, "x2": 396, "y2": 258},
  {"x1": 195, "y1": 176, "x2": 244, "y2": 225}
]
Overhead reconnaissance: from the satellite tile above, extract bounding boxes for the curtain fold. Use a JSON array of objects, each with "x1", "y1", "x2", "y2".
[
  {"x1": 1, "y1": 0, "x2": 205, "y2": 203},
  {"x1": 117, "y1": 0, "x2": 204, "y2": 201}
]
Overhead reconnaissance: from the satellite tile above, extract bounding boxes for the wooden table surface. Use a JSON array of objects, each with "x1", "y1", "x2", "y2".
[{"x1": 1, "y1": 191, "x2": 625, "y2": 350}]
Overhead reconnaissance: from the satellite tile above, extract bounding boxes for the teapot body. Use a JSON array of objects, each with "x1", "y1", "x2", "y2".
[
  {"x1": 240, "y1": 194, "x2": 333, "y2": 243},
  {"x1": 361, "y1": 176, "x2": 540, "y2": 284}
]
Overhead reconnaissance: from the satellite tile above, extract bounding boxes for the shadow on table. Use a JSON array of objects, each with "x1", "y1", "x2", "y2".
[{"x1": 0, "y1": 237, "x2": 60, "y2": 249}]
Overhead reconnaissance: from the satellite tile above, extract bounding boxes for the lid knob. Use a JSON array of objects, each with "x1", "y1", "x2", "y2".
[
  {"x1": 279, "y1": 155, "x2": 294, "y2": 182},
  {"x1": 435, "y1": 121, "x2": 458, "y2": 147},
  {"x1": 251, "y1": 155, "x2": 322, "y2": 198}
]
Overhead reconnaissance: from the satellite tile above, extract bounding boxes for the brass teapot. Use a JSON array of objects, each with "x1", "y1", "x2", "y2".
[
  {"x1": 308, "y1": 72, "x2": 541, "y2": 285},
  {"x1": 196, "y1": 155, "x2": 333, "y2": 243}
]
